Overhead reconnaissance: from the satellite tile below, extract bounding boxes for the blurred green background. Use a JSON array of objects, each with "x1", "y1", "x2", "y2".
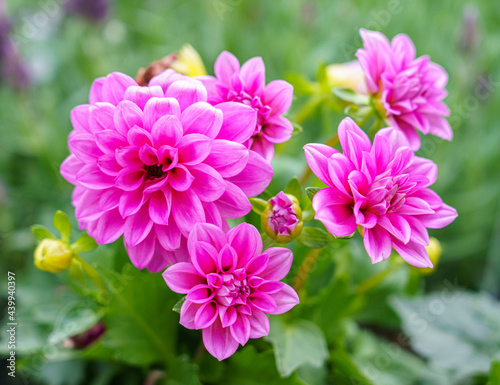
[{"x1": 1, "y1": 0, "x2": 499, "y2": 384}]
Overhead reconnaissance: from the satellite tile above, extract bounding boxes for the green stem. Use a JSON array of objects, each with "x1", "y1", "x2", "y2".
[
  {"x1": 73, "y1": 254, "x2": 108, "y2": 301},
  {"x1": 292, "y1": 93, "x2": 325, "y2": 125}
]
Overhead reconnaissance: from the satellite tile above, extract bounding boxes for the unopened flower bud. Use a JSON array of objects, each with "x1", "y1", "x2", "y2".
[
  {"x1": 262, "y1": 191, "x2": 303, "y2": 243},
  {"x1": 63, "y1": 322, "x2": 106, "y2": 349},
  {"x1": 135, "y1": 44, "x2": 206, "y2": 86},
  {"x1": 419, "y1": 237, "x2": 442, "y2": 275},
  {"x1": 326, "y1": 60, "x2": 367, "y2": 94},
  {"x1": 34, "y1": 239, "x2": 73, "y2": 274}
]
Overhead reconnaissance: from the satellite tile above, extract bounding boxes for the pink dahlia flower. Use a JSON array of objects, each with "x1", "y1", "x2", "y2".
[
  {"x1": 163, "y1": 222, "x2": 299, "y2": 360},
  {"x1": 198, "y1": 51, "x2": 294, "y2": 163},
  {"x1": 304, "y1": 118, "x2": 457, "y2": 268},
  {"x1": 60, "y1": 70, "x2": 273, "y2": 272},
  {"x1": 356, "y1": 29, "x2": 452, "y2": 150}
]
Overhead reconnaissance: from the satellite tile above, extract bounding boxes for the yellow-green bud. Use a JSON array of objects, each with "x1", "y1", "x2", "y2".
[
  {"x1": 419, "y1": 237, "x2": 442, "y2": 275},
  {"x1": 326, "y1": 61, "x2": 366, "y2": 94},
  {"x1": 261, "y1": 192, "x2": 303, "y2": 243},
  {"x1": 34, "y1": 239, "x2": 73, "y2": 274}
]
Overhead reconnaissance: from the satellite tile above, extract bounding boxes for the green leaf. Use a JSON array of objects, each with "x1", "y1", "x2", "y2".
[
  {"x1": 284, "y1": 177, "x2": 303, "y2": 201},
  {"x1": 266, "y1": 317, "x2": 328, "y2": 377},
  {"x1": 54, "y1": 210, "x2": 72, "y2": 242},
  {"x1": 305, "y1": 187, "x2": 321, "y2": 201},
  {"x1": 166, "y1": 355, "x2": 202, "y2": 385},
  {"x1": 224, "y1": 346, "x2": 306, "y2": 385},
  {"x1": 71, "y1": 233, "x2": 98, "y2": 254},
  {"x1": 99, "y1": 264, "x2": 179, "y2": 366},
  {"x1": 488, "y1": 361, "x2": 500, "y2": 385},
  {"x1": 330, "y1": 348, "x2": 371, "y2": 385},
  {"x1": 296, "y1": 227, "x2": 330, "y2": 248},
  {"x1": 172, "y1": 296, "x2": 186, "y2": 313},
  {"x1": 291, "y1": 122, "x2": 303, "y2": 137},
  {"x1": 332, "y1": 88, "x2": 370, "y2": 106},
  {"x1": 391, "y1": 291, "x2": 500, "y2": 379},
  {"x1": 31, "y1": 224, "x2": 56, "y2": 241},
  {"x1": 249, "y1": 197, "x2": 269, "y2": 216},
  {"x1": 349, "y1": 327, "x2": 452, "y2": 385}
]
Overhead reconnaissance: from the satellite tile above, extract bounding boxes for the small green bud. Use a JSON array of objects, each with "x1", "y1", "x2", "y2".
[
  {"x1": 419, "y1": 237, "x2": 442, "y2": 275},
  {"x1": 261, "y1": 191, "x2": 303, "y2": 243}
]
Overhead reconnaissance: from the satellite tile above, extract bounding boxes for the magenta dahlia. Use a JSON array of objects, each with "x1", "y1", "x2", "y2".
[
  {"x1": 356, "y1": 29, "x2": 452, "y2": 150},
  {"x1": 163, "y1": 222, "x2": 299, "y2": 360},
  {"x1": 304, "y1": 118, "x2": 457, "y2": 268},
  {"x1": 198, "y1": 51, "x2": 294, "y2": 163},
  {"x1": 61, "y1": 69, "x2": 273, "y2": 272}
]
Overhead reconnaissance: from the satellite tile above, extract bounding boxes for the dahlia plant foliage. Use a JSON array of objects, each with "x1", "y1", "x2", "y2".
[{"x1": 31, "y1": 28, "x2": 459, "y2": 376}]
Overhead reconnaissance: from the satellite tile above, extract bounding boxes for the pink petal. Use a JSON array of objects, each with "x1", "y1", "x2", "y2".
[
  {"x1": 92, "y1": 208, "x2": 125, "y2": 244},
  {"x1": 115, "y1": 167, "x2": 146, "y2": 191},
  {"x1": 227, "y1": 223, "x2": 263, "y2": 267},
  {"x1": 261, "y1": 247, "x2": 293, "y2": 281},
  {"x1": 328, "y1": 153, "x2": 356, "y2": 196},
  {"x1": 179, "y1": 300, "x2": 201, "y2": 329},
  {"x1": 187, "y1": 284, "x2": 215, "y2": 304},
  {"x1": 262, "y1": 115, "x2": 293, "y2": 144},
  {"x1": 149, "y1": 68, "x2": 188, "y2": 92},
  {"x1": 188, "y1": 222, "x2": 227, "y2": 254},
  {"x1": 214, "y1": 51, "x2": 240, "y2": 85},
  {"x1": 378, "y1": 213, "x2": 411, "y2": 244},
  {"x1": 70, "y1": 105, "x2": 91, "y2": 133},
  {"x1": 124, "y1": 204, "x2": 154, "y2": 246},
  {"x1": 313, "y1": 188, "x2": 356, "y2": 237},
  {"x1": 60, "y1": 155, "x2": 84, "y2": 185},
  {"x1": 191, "y1": 241, "x2": 218, "y2": 276},
  {"x1": 149, "y1": 190, "x2": 171, "y2": 225},
  {"x1": 189, "y1": 163, "x2": 226, "y2": 202},
  {"x1": 169, "y1": 165, "x2": 195, "y2": 192},
  {"x1": 171, "y1": 190, "x2": 206, "y2": 236},
  {"x1": 262, "y1": 80, "x2": 293, "y2": 116},
  {"x1": 194, "y1": 301, "x2": 219, "y2": 329},
  {"x1": 245, "y1": 253, "x2": 269, "y2": 277},
  {"x1": 303, "y1": 143, "x2": 339, "y2": 186},
  {"x1": 229, "y1": 313, "x2": 250, "y2": 346},
  {"x1": 392, "y1": 238, "x2": 432, "y2": 268},
  {"x1": 215, "y1": 102, "x2": 257, "y2": 143},
  {"x1": 165, "y1": 80, "x2": 207, "y2": 111},
  {"x1": 155, "y1": 220, "x2": 182, "y2": 251},
  {"x1": 338, "y1": 117, "x2": 372, "y2": 169},
  {"x1": 163, "y1": 262, "x2": 205, "y2": 294},
  {"x1": 249, "y1": 135, "x2": 275, "y2": 163},
  {"x1": 417, "y1": 203, "x2": 457, "y2": 229},
  {"x1": 123, "y1": 85, "x2": 164, "y2": 110},
  {"x1": 267, "y1": 284, "x2": 299, "y2": 315},
  {"x1": 181, "y1": 102, "x2": 223, "y2": 138},
  {"x1": 240, "y1": 56, "x2": 265, "y2": 95},
  {"x1": 119, "y1": 186, "x2": 146, "y2": 217},
  {"x1": 214, "y1": 182, "x2": 252, "y2": 219},
  {"x1": 90, "y1": 72, "x2": 137, "y2": 105},
  {"x1": 226, "y1": 151, "x2": 273, "y2": 197},
  {"x1": 126, "y1": 231, "x2": 156, "y2": 270},
  {"x1": 205, "y1": 139, "x2": 249, "y2": 178},
  {"x1": 151, "y1": 115, "x2": 183, "y2": 148},
  {"x1": 143, "y1": 97, "x2": 181, "y2": 132},
  {"x1": 113, "y1": 100, "x2": 143, "y2": 136},
  {"x1": 177, "y1": 134, "x2": 212, "y2": 165},
  {"x1": 363, "y1": 225, "x2": 393, "y2": 263},
  {"x1": 247, "y1": 309, "x2": 270, "y2": 339},
  {"x1": 202, "y1": 318, "x2": 239, "y2": 361},
  {"x1": 217, "y1": 244, "x2": 238, "y2": 273}
]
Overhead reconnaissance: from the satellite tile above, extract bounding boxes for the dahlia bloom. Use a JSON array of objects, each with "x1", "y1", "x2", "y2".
[
  {"x1": 163, "y1": 222, "x2": 299, "y2": 360},
  {"x1": 199, "y1": 51, "x2": 294, "y2": 163},
  {"x1": 304, "y1": 118, "x2": 457, "y2": 268},
  {"x1": 356, "y1": 29, "x2": 452, "y2": 150},
  {"x1": 61, "y1": 70, "x2": 273, "y2": 272},
  {"x1": 261, "y1": 191, "x2": 303, "y2": 243}
]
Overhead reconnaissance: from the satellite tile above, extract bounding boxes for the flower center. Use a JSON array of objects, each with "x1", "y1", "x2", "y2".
[
  {"x1": 227, "y1": 91, "x2": 272, "y2": 137},
  {"x1": 269, "y1": 207, "x2": 294, "y2": 234},
  {"x1": 144, "y1": 164, "x2": 165, "y2": 179},
  {"x1": 214, "y1": 271, "x2": 251, "y2": 306}
]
